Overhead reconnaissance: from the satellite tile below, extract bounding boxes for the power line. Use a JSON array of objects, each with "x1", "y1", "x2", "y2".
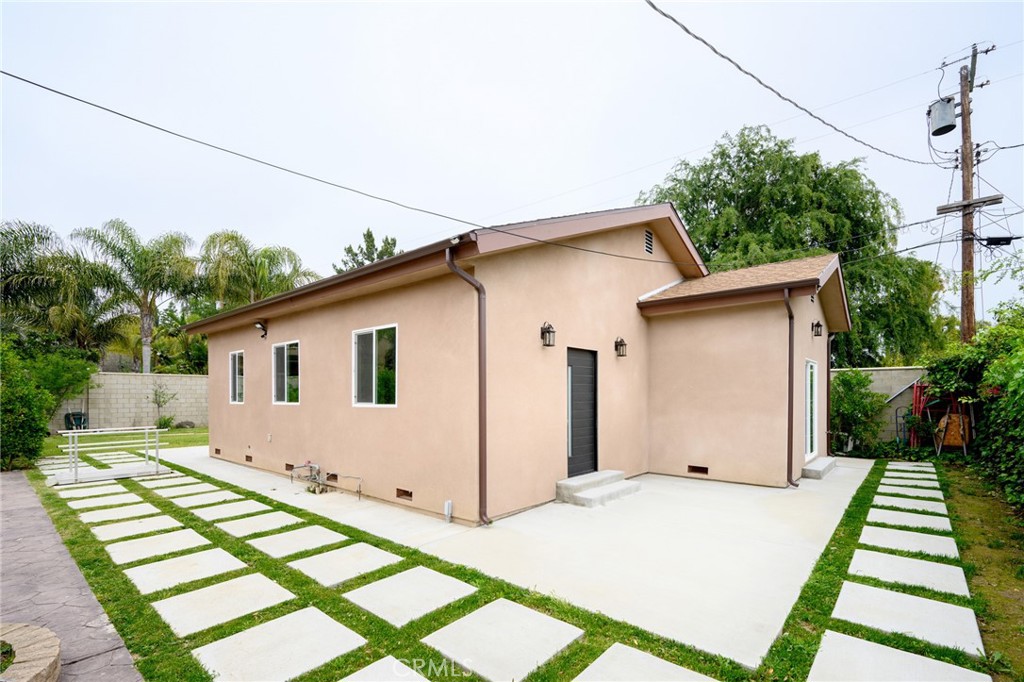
[{"x1": 643, "y1": 0, "x2": 935, "y2": 166}]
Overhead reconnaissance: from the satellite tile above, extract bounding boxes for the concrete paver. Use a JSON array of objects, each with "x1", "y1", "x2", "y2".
[
  {"x1": 91, "y1": 515, "x2": 183, "y2": 542},
  {"x1": 422, "y1": 598, "x2": 583, "y2": 682},
  {"x1": 79, "y1": 503, "x2": 161, "y2": 524},
  {"x1": 877, "y1": 484, "x2": 945, "y2": 499},
  {"x1": 288, "y1": 542, "x2": 402, "y2": 586},
  {"x1": 873, "y1": 495, "x2": 948, "y2": 514},
  {"x1": 53, "y1": 480, "x2": 117, "y2": 490},
  {"x1": 880, "y1": 477, "x2": 940, "y2": 488},
  {"x1": 137, "y1": 475, "x2": 199, "y2": 488},
  {"x1": 133, "y1": 472, "x2": 185, "y2": 481},
  {"x1": 832, "y1": 581, "x2": 985, "y2": 654},
  {"x1": 215, "y1": 510, "x2": 303, "y2": 537},
  {"x1": 344, "y1": 565, "x2": 477, "y2": 627},
  {"x1": 67, "y1": 492, "x2": 144, "y2": 510},
  {"x1": 807, "y1": 630, "x2": 990, "y2": 681},
  {"x1": 860, "y1": 526, "x2": 959, "y2": 558},
  {"x1": 888, "y1": 463, "x2": 935, "y2": 470},
  {"x1": 192, "y1": 499, "x2": 271, "y2": 520},
  {"x1": 106, "y1": 528, "x2": 210, "y2": 565},
  {"x1": 171, "y1": 490, "x2": 243, "y2": 508},
  {"x1": 191, "y1": 606, "x2": 365, "y2": 681},
  {"x1": 123, "y1": 548, "x2": 247, "y2": 595},
  {"x1": 882, "y1": 471, "x2": 938, "y2": 480},
  {"x1": 848, "y1": 549, "x2": 970, "y2": 596},
  {"x1": 342, "y1": 656, "x2": 429, "y2": 681},
  {"x1": 245, "y1": 525, "x2": 348, "y2": 558},
  {"x1": 575, "y1": 642, "x2": 715, "y2": 681},
  {"x1": 151, "y1": 482, "x2": 221, "y2": 498},
  {"x1": 57, "y1": 484, "x2": 126, "y2": 498},
  {"x1": 867, "y1": 508, "x2": 952, "y2": 532},
  {"x1": 151, "y1": 573, "x2": 294, "y2": 636}
]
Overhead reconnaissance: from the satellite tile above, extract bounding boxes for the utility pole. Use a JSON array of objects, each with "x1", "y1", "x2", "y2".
[{"x1": 959, "y1": 49, "x2": 976, "y2": 343}]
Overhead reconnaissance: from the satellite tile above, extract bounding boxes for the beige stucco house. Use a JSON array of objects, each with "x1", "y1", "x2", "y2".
[{"x1": 186, "y1": 204, "x2": 851, "y2": 524}]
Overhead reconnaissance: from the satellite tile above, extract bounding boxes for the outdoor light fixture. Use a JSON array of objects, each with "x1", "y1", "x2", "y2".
[
  {"x1": 540, "y1": 322, "x2": 556, "y2": 347},
  {"x1": 254, "y1": 321, "x2": 268, "y2": 339},
  {"x1": 812, "y1": 321, "x2": 823, "y2": 337},
  {"x1": 615, "y1": 337, "x2": 628, "y2": 357}
]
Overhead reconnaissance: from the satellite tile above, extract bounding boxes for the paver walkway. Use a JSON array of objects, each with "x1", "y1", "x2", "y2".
[{"x1": 0, "y1": 471, "x2": 142, "y2": 682}]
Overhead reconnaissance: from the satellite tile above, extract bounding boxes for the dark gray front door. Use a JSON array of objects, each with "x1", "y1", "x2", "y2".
[{"x1": 567, "y1": 348, "x2": 597, "y2": 477}]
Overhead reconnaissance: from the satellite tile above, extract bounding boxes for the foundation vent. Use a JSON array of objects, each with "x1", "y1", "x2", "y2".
[
  {"x1": 644, "y1": 229, "x2": 654, "y2": 254},
  {"x1": 326, "y1": 473, "x2": 338, "y2": 483},
  {"x1": 214, "y1": 448, "x2": 221, "y2": 455},
  {"x1": 688, "y1": 465, "x2": 709, "y2": 475},
  {"x1": 396, "y1": 488, "x2": 413, "y2": 500},
  {"x1": 245, "y1": 455, "x2": 253, "y2": 463},
  {"x1": 285, "y1": 463, "x2": 294, "y2": 472}
]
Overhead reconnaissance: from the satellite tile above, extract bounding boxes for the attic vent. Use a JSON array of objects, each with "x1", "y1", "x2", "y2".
[
  {"x1": 688, "y1": 465, "x2": 709, "y2": 475},
  {"x1": 644, "y1": 230, "x2": 654, "y2": 254}
]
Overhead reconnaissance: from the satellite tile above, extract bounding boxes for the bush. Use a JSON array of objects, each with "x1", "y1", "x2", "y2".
[
  {"x1": 830, "y1": 369, "x2": 888, "y2": 453},
  {"x1": 156, "y1": 415, "x2": 175, "y2": 430},
  {"x1": 0, "y1": 343, "x2": 54, "y2": 470}
]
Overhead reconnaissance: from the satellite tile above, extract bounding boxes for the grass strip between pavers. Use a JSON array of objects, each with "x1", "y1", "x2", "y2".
[{"x1": 26, "y1": 464, "x2": 750, "y2": 682}]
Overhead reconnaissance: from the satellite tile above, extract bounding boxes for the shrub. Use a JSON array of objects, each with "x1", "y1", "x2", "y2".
[
  {"x1": 0, "y1": 343, "x2": 54, "y2": 470},
  {"x1": 829, "y1": 369, "x2": 887, "y2": 453},
  {"x1": 156, "y1": 415, "x2": 175, "y2": 430}
]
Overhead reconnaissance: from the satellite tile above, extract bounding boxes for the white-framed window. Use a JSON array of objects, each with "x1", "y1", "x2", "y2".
[
  {"x1": 229, "y1": 351, "x2": 244, "y2": 404},
  {"x1": 805, "y1": 359, "x2": 818, "y2": 460},
  {"x1": 353, "y1": 325, "x2": 397, "y2": 406},
  {"x1": 273, "y1": 340, "x2": 300, "y2": 404}
]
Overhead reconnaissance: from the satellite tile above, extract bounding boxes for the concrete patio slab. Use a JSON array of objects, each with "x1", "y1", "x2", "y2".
[
  {"x1": 123, "y1": 548, "x2": 247, "y2": 595},
  {"x1": 877, "y1": 485, "x2": 944, "y2": 500},
  {"x1": 215, "y1": 511, "x2": 304, "y2": 537},
  {"x1": 246, "y1": 525, "x2": 348, "y2": 558},
  {"x1": 151, "y1": 573, "x2": 294, "y2": 636},
  {"x1": 832, "y1": 581, "x2": 985, "y2": 654},
  {"x1": 67, "y1": 493, "x2": 143, "y2": 510},
  {"x1": 191, "y1": 606, "x2": 365, "y2": 681},
  {"x1": 152, "y1": 482, "x2": 221, "y2": 498},
  {"x1": 79, "y1": 502, "x2": 162, "y2": 524},
  {"x1": 808, "y1": 630, "x2": 990, "y2": 681},
  {"x1": 867, "y1": 508, "x2": 952, "y2": 532},
  {"x1": 575, "y1": 642, "x2": 715, "y2": 681},
  {"x1": 192, "y1": 499, "x2": 271, "y2": 520},
  {"x1": 57, "y1": 484, "x2": 126, "y2": 498},
  {"x1": 106, "y1": 528, "x2": 210, "y2": 565},
  {"x1": 880, "y1": 477, "x2": 940, "y2": 488},
  {"x1": 882, "y1": 471, "x2": 938, "y2": 480},
  {"x1": 342, "y1": 656, "x2": 429, "y2": 681},
  {"x1": 288, "y1": 542, "x2": 402, "y2": 586},
  {"x1": 170, "y1": 490, "x2": 243, "y2": 508},
  {"x1": 860, "y1": 526, "x2": 959, "y2": 558},
  {"x1": 91, "y1": 515, "x2": 183, "y2": 542},
  {"x1": 873, "y1": 495, "x2": 948, "y2": 514},
  {"x1": 422, "y1": 598, "x2": 583, "y2": 682},
  {"x1": 849, "y1": 549, "x2": 970, "y2": 596},
  {"x1": 137, "y1": 475, "x2": 199, "y2": 488},
  {"x1": 344, "y1": 565, "x2": 477, "y2": 627}
]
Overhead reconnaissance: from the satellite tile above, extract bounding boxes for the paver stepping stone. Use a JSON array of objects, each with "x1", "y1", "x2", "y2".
[
  {"x1": 191, "y1": 606, "x2": 365, "y2": 681},
  {"x1": 152, "y1": 482, "x2": 221, "y2": 498},
  {"x1": 575, "y1": 642, "x2": 715, "y2": 681},
  {"x1": 216, "y1": 511, "x2": 303, "y2": 537},
  {"x1": 58, "y1": 484, "x2": 126, "y2": 499},
  {"x1": 54, "y1": 480, "x2": 118, "y2": 490},
  {"x1": 288, "y1": 542, "x2": 402, "y2": 586},
  {"x1": 888, "y1": 462, "x2": 935, "y2": 468},
  {"x1": 92, "y1": 515, "x2": 183, "y2": 542},
  {"x1": 124, "y1": 548, "x2": 247, "y2": 594},
  {"x1": 152, "y1": 573, "x2": 294, "y2": 636},
  {"x1": 883, "y1": 471, "x2": 938, "y2": 480},
  {"x1": 192, "y1": 499, "x2": 271, "y2": 521},
  {"x1": 832, "y1": 581, "x2": 984, "y2": 654},
  {"x1": 867, "y1": 508, "x2": 952, "y2": 532},
  {"x1": 245, "y1": 525, "x2": 347, "y2": 558},
  {"x1": 342, "y1": 656, "x2": 428, "y2": 681},
  {"x1": 807, "y1": 630, "x2": 991, "y2": 681},
  {"x1": 79, "y1": 502, "x2": 162, "y2": 524},
  {"x1": 874, "y1": 495, "x2": 948, "y2": 515},
  {"x1": 344, "y1": 565, "x2": 477, "y2": 627},
  {"x1": 860, "y1": 526, "x2": 959, "y2": 558},
  {"x1": 67, "y1": 493, "x2": 143, "y2": 510},
  {"x1": 106, "y1": 528, "x2": 210, "y2": 565},
  {"x1": 134, "y1": 472, "x2": 185, "y2": 481},
  {"x1": 138, "y1": 475, "x2": 200, "y2": 488},
  {"x1": 849, "y1": 549, "x2": 970, "y2": 596},
  {"x1": 877, "y1": 485, "x2": 944, "y2": 499},
  {"x1": 880, "y1": 477, "x2": 940, "y2": 488},
  {"x1": 171, "y1": 490, "x2": 243, "y2": 508},
  {"x1": 422, "y1": 598, "x2": 584, "y2": 682}
]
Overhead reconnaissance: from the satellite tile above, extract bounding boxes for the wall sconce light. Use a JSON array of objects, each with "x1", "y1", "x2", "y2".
[
  {"x1": 615, "y1": 337, "x2": 628, "y2": 357},
  {"x1": 254, "y1": 321, "x2": 268, "y2": 339},
  {"x1": 540, "y1": 322, "x2": 556, "y2": 347},
  {"x1": 811, "y1": 321, "x2": 823, "y2": 337}
]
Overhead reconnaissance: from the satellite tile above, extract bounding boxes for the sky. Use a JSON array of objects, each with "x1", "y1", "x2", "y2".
[{"x1": 3, "y1": 1, "x2": 1022, "y2": 320}]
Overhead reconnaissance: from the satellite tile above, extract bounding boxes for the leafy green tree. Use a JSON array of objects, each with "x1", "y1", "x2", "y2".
[
  {"x1": 638, "y1": 126, "x2": 946, "y2": 366},
  {"x1": 73, "y1": 219, "x2": 196, "y2": 373},
  {"x1": 829, "y1": 369, "x2": 887, "y2": 452},
  {"x1": 199, "y1": 230, "x2": 319, "y2": 309},
  {"x1": 153, "y1": 304, "x2": 208, "y2": 374},
  {"x1": 0, "y1": 342, "x2": 54, "y2": 470},
  {"x1": 24, "y1": 351, "x2": 96, "y2": 420},
  {"x1": 333, "y1": 228, "x2": 401, "y2": 273}
]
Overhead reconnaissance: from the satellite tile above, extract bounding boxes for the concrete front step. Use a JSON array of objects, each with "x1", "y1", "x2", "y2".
[
  {"x1": 565, "y1": 480, "x2": 641, "y2": 507},
  {"x1": 556, "y1": 470, "x2": 625, "y2": 500},
  {"x1": 802, "y1": 457, "x2": 836, "y2": 480}
]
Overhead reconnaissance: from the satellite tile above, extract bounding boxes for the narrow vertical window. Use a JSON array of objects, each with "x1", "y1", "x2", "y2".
[
  {"x1": 353, "y1": 325, "x2": 397, "y2": 406},
  {"x1": 273, "y1": 341, "x2": 300, "y2": 404},
  {"x1": 229, "y1": 351, "x2": 244, "y2": 403},
  {"x1": 805, "y1": 359, "x2": 817, "y2": 459}
]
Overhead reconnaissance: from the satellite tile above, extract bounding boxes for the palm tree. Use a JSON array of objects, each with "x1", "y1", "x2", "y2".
[
  {"x1": 1, "y1": 220, "x2": 63, "y2": 307},
  {"x1": 73, "y1": 219, "x2": 195, "y2": 373},
  {"x1": 199, "y1": 230, "x2": 319, "y2": 310}
]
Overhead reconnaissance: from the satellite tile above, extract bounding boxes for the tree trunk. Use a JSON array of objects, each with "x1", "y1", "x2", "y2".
[{"x1": 141, "y1": 308, "x2": 153, "y2": 374}]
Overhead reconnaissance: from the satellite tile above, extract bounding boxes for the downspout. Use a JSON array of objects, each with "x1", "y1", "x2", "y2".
[
  {"x1": 445, "y1": 245, "x2": 492, "y2": 525},
  {"x1": 827, "y1": 332, "x2": 836, "y2": 457},
  {"x1": 783, "y1": 289, "x2": 799, "y2": 487}
]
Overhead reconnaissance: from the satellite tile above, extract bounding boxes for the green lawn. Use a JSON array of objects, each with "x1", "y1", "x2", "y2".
[{"x1": 41, "y1": 428, "x2": 210, "y2": 459}]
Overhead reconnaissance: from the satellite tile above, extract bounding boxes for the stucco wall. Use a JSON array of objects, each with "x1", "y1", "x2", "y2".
[
  {"x1": 830, "y1": 366, "x2": 925, "y2": 442},
  {"x1": 48, "y1": 372, "x2": 208, "y2": 433}
]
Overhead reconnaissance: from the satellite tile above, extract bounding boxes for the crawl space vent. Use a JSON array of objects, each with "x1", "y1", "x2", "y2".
[
  {"x1": 688, "y1": 465, "x2": 709, "y2": 475},
  {"x1": 396, "y1": 488, "x2": 413, "y2": 500}
]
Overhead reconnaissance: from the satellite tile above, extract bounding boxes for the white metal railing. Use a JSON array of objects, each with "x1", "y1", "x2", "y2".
[{"x1": 58, "y1": 426, "x2": 169, "y2": 483}]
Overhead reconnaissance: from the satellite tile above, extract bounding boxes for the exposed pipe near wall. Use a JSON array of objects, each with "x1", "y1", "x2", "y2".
[
  {"x1": 783, "y1": 288, "x2": 799, "y2": 488},
  {"x1": 445, "y1": 245, "x2": 492, "y2": 525}
]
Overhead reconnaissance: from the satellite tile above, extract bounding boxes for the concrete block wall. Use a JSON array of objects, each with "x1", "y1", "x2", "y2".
[
  {"x1": 830, "y1": 366, "x2": 925, "y2": 442},
  {"x1": 49, "y1": 372, "x2": 208, "y2": 433}
]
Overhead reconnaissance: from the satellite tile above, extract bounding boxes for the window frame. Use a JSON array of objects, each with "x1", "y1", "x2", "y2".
[
  {"x1": 228, "y1": 350, "x2": 245, "y2": 404},
  {"x1": 352, "y1": 324, "x2": 398, "y2": 408},
  {"x1": 805, "y1": 359, "x2": 818, "y2": 460},
  {"x1": 272, "y1": 340, "x2": 301, "y2": 405}
]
